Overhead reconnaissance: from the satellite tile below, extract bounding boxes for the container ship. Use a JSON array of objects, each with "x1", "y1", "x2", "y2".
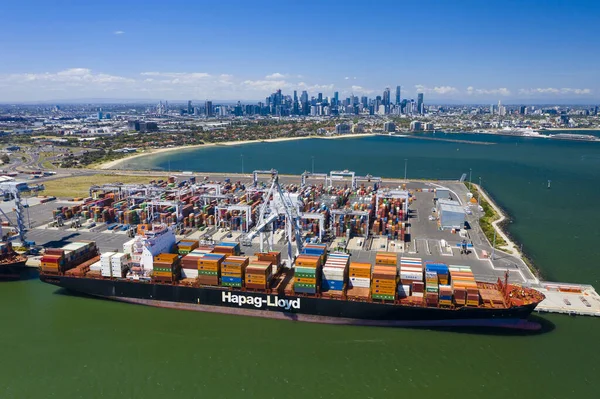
[
  {"x1": 0, "y1": 242, "x2": 29, "y2": 280},
  {"x1": 39, "y1": 225, "x2": 545, "y2": 330}
]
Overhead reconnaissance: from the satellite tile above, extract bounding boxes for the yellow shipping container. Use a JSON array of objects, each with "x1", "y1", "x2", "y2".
[
  {"x1": 295, "y1": 277, "x2": 317, "y2": 284},
  {"x1": 198, "y1": 264, "x2": 219, "y2": 271}
]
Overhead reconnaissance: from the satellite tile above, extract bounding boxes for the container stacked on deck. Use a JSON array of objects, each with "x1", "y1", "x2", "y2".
[
  {"x1": 321, "y1": 253, "x2": 349, "y2": 296},
  {"x1": 439, "y1": 285, "x2": 453, "y2": 306},
  {"x1": 399, "y1": 257, "x2": 424, "y2": 299},
  {"x1": 196, "y1": 253, "x2": 224, "y2": 285},
  {"x1": 256, "y1": 251, "x2": 281, "y2": 274},
  {"x1": 61, "y1": 241, "x2": 97, "y2": 270},
  {"x1": 177, "y1": 239, "x2": 199, "y2": 255},
  {"x1": 347, "y1": 262, "x2": 371, "y2": 299},
  {"x1": 424, "y1": 263, "x2": 450, "y2": 307},
  {"x1": 371, "y1": 264, "x2": 397, "y2": 301},
  {"x1": 293, "y1": 252, "x2": 323, "y2": 295},
  {"x1": 100, "y1": 252, "x2": 116, "y2": 277},
  {"x1": 245, "y1": 261, "x2": 273, "y2": 290},
  {"x1": 449, "y1": 266, "x2": 479, "y2": 306},
  {"x1": 110, "y1": 253, "x2": 130, "y2": 278},
  {"x1": 152, "y1": 254, "x2": 181, "y2": 283},
  {"x1": 180, "y1": 252, "x2": 201, "y2": 279},
  {"x1": 40, "y1": 248, "x2": 65, "y2": 274},
  {"x1": 221, "y1": 256, "x2": 249, "y2": 288},
  {"x1": 213, "y1": 242, "x2": 241, "y2": 256},
  {"x1": 65, "y1": 256, "x2": 100, "y2": 277}
]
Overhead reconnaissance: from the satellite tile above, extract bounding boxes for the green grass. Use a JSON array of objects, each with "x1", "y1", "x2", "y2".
[
  {"x1": 465, "y1": 182, "x2": 508, "y2": 249},
  {"x1": 41, "y1": 174, "x2": 168, "y2": 199}
]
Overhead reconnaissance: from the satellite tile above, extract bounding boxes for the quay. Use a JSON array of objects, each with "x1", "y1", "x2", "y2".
[{"x1": 5, "y1": 169, "x2": 599, "y2": 317}]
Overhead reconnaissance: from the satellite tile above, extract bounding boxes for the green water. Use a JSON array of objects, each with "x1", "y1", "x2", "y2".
[{"x1": 2, "y1": 134, "x2": 600, "y2": 398}]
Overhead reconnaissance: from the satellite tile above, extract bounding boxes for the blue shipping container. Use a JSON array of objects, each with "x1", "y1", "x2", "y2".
[{"x1": 222, "y1": 276, "x2": 242, "y2": 283}]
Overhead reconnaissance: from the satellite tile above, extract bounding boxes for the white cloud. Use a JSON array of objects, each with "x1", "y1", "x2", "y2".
[
  {"x1": 265, "y1": 73, "x2": 287, "y2": 80},
  {"x1": 518, "y1": 87, "x2": 592, "y2": 95},
  {"x1": 349, "y1": 85, "x2": 375, "y2": 95},
  {"x1": 113, "y1": 30, "x2": 125, "y2": 35},
  {"x1": 466, "y1": 86, "x2": 511, "y2": 96},
  {"x1": 415, "y1": 85, "x2": 459, "y2": 95},
  {"x1": 344, "y1": 77, "x2": 350, "y2": 80}
]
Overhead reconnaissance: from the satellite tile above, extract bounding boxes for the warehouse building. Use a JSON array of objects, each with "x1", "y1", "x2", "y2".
[{"x1": 438, "y1": 203, "x2": 466, "y2": 230}]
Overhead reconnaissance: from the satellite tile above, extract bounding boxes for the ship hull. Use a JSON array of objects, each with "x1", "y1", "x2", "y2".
[
  {"x1": 40, "y1": 275, "x2": 541, "y2": 330},
  {"x1": 0, "y1": 260, "x2": 28, "y2": 280}
]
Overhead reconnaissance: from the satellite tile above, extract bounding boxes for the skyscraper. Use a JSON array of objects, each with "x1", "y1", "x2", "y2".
[
  {"x1": 205, "y1": 100, "x2": 213, "y2": 117},
  {"x1": 333, "y1": 91, "x2": 339, "y2": 107},
  {"x1": 383, "y1": 87, "x2": 391, "y2": 106},
  {"x1": 417, "y1": 93, "x2": 424, "y2": 115},
  {"x1": 187, "y1": 100, "x2": 193, "y2": 114},
  {"x1": 317, "y1": 93, "x2": 323, "y2": 103},
  {"x1": 395, "y1": 86, "x2": 401, "y2": 105}
]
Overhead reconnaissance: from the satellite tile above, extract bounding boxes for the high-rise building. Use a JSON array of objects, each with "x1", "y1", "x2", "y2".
[
  {"x1": 490, "y1": 104, "x2": 495, "y2": 115},
  {"x1": 317, "y1": 93, "x2": 323, "y2": 103},
  {"x1": 417, "y1": 93, "x2": 424, "y2": 115},
  {"x1": 361, "y1": 96, "x2": 368, "y2": 108},
  {"x1": 187, "y1": 100, "x2": 193, "y2": 114},
  {"x1": 205, "y1": 100, "x2": 213, "y2": 117},
  {"x1": 383, "y1": 87, "x2": 391, "y2": 106},
  {"x1": 395, "y1": 86, "x2": 401, "y2": 105},
  {"x1": 333, "y1": 91, "x2": 339, "y2": 107}
]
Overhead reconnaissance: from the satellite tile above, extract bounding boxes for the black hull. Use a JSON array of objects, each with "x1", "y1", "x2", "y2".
[
  {"x1": 0, "y1": 261, "x2": 29, "y2": 280},
  {"x1": 40, "y1": 275, "x2": 541, "y2": 330}
]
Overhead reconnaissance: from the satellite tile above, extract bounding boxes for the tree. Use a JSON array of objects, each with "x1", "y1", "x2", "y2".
[{"x1": 0, "y1": 154, "x2": 9, "y2": 164}]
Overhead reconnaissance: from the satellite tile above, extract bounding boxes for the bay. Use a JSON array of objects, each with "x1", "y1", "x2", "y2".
[{"x1": 2, "y1": 133, "x2": 599, "y2": 399}]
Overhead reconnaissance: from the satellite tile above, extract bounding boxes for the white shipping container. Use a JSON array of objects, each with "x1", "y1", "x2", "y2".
[
  {"x1": 397, "y1": 284, "x2": 411, "y2": 297},
  {"x1": 400, "y1": 272, "x2": 422, "y2": 281},
  {"x1": 349, "y1": 277, "x2": 370, "y2": 288},
  {"x1": 89, "y1": 261, "x2": 101, "y2": 271},
  {"x1": 123, "y1": 239, "x2": 136, "y2": 255},
  {"x1": 181, "y1": 269, "x2": 199, "y2": 279},
  {"x1": 412, "y1": 292, "x2": 424, "y2": 298}
]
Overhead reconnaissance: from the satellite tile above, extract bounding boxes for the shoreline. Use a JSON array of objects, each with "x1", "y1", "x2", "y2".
[
  {"x1": 97, "y1": 133, "x2": 377, "y2": 170},
  {"x1": 471, "y1": 183, "x2": 540, "y2": 281}
]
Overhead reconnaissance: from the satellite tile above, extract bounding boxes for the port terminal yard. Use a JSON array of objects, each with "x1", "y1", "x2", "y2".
[{"x1": 10, "y1": 169, "x2": 599, "y2": 318}]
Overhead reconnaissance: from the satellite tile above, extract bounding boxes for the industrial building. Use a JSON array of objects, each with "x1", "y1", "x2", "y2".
[{"x1": 438, "y1": 202, "x2": 466, "y2": 230}]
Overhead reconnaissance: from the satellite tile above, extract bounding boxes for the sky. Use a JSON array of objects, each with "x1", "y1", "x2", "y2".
[{"x1": 0, "y1": 0, "x2": 599, "y2": 104}]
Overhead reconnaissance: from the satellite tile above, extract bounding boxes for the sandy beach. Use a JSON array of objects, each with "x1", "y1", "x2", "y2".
[{"x1": 97, "y1": 133, "x2": 377, "y2": 170}]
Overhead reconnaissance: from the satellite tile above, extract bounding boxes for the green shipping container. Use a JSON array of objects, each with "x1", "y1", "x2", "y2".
[
  {"x1": 294, "y1": 283, "x2": 316, "y2": 288},
  {"x1": 221, "y1": 282, "x2": 242, "y2": 287},
  {"x1": 198, "y1": 270, "x2": 219, "y2": 276},
  {"x1": 295, "y1": 267, "x2": 318, "y2": 274},
  {"x1": 294, "y1": 272, "x2": 317, "y2": 279},
  {"x1": 372, "y1": 294, "x2": 395, "y2": 301}
]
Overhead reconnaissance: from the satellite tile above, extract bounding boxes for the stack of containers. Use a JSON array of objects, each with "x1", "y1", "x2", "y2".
[
  {"x1": 321, "y1": 253, "x2": 349, "y2": 296},
  {"x1": 180, "y1": 252, "x2": 202, "y2": 279},
  {"x1": 375, "y1": 252, "x2": 398, "y2": 268},
  {"x1": 449, "y1": 265, "x2": 478, "y2": 306},
  {"x1": 347, "y1": 262, "x2": 371, "y2": 299},
  {"x1": 221, "y1": 256, "x2": 249, "y2": 288},
  {"x1": 213, "y1": 242, "x2": 241, "y2": 256},
  {"x1": 302, "y1": 243, "x2": 327, "y2": 264},
  {"x1": 293, "y1": 255, "x2": 321, "y2": 294},
  {"x1": 425, "y1": 263, "x2": 449, "y2": 285},
  {"x1": 100, "y1": 252, "x2": 116, "y2": 277},
  {"x1": 196, "y1": 253, "x2": 224, "y2": 285},
  {"x1": 40, "y1": 249, "x2": 65, "y2": 274},
  {"x1": 245, "y1": 261, "x2": 273, "y2": 290},
  {"x1": 257, "y1": 251, "x2": 281, "y2": 274},
  {"x1": 399, "y1": 257, "x2": 423, "y2": 298},
  {"x1": 61, "y1": 241, "x2": 97, "y2": 271},
  {"x1": 152, "y1": 254, "x2": 181, "y2": 283},
  {"x1": 371, "y1": 264, "x2": 397, "y2": 301},
  {"x1": 439, "y1": 285, "x2": 453, "y2": 306},
  {"x1": 425, "y1": 268, "x2": 439, "y2": 306},
  {"x1": 110, "y1": 253, "x2": 130, "y2": 278},
  {"x1": 177, "y1": 239, "x2": 199, "y2": 255}
]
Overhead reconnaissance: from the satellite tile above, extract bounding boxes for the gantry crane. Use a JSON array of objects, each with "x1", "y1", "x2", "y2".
[
  {"x1": 240, "y1": 170, "x2": 304, "y2": 267},
  {"x1": 0, "y1": 182, "x2": 27, "y2": 244}
]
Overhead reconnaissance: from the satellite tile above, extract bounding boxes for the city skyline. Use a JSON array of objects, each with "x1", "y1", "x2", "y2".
[{"x1": 1, "y1": 0, "x2": 599, "y2": 103}]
